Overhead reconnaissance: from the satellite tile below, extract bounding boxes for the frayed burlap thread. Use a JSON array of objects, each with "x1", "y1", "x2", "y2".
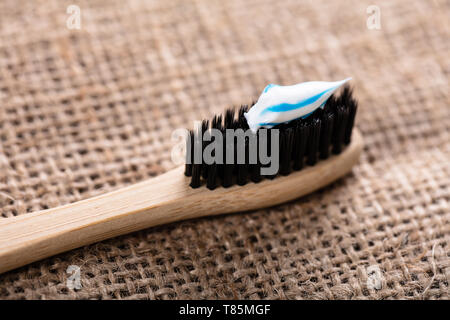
[{"x1": 0, "y1": 0, "x2": 448, "y2": 299}]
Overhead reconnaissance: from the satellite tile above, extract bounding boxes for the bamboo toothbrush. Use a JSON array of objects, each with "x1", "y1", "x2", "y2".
[{"x1": 0, "y1": 81, "x2": 362, "y2": 274}]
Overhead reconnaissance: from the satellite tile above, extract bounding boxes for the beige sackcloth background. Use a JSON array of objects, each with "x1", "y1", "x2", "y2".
[{"x1": 0, "y1": 0, "x2": 449, "y2": 299}]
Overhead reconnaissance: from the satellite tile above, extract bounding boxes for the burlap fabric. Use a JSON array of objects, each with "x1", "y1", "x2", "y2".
[{"x1": 0, "y1": 0, "x2": 448, "y2": 299}]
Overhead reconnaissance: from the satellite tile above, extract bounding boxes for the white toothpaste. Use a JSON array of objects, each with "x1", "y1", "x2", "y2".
[{"x1": 244, "y1": 78, "x2": 352, "y2": 132}]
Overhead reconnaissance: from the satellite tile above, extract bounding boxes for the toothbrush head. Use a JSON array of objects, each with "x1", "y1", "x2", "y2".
[{"x1": 185, "y1": 84, "x2": 358, "y2": 189}]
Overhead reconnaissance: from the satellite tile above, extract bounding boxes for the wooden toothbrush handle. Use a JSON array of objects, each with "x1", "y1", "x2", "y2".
[
  {"x1": 0, "y1": 130, "x2": 363, "y2": 274},
  {"x1": 0, "y1": 165, "x2": 198, "y2": 274}
]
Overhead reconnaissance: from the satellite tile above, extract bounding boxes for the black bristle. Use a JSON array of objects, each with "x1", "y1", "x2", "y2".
[
  {"x1": 264, "y1": 128, "x2": 277, "y2": 180},
  {"x1": 325, "y1": 93, "x2": 337, "y2": 108},
  {"x1": 186, "y1": 86, "x2": 358, "y2": 189},
  {"x1": 190, "y1": 164, "x2": 202, "y2": 188},
  {"x1": 212, "y1": 114, "x2": 223, "y2": 131},
  {"x1": 250, "y1": 130, "x2": 262, "y2": 183},
  {"x1": 236, "y1": 139, "x2": 249, "y2": 185},
  {"x1": 205, "y1": 117, "x2": 222, "y2": 190},
  {"x1": 236, "y1": 108, "x2": 251, "y2": 185},
  {"x1": 338, "y1": 85, "x2": 352, "y2": 106},
  {"x1": 306, "y1": 117, "x2": 321, "y2": 166},
  {"x1": 238, "y1": 105, "x2": 249, "y2": 130},
  {"x1": 189, "y1": 124, "x2": 203, "y2": 188},
  {"x1": 319, "y1": 111, "x2": 335, "y2": 159},
  {"x1": 332, "y1": 105, "x2": 349, "y2": 154},
  {"x1": 250, "y1": 162, "x2": 262, "y2": 183},
  {"x1": 344, "y1": 93, "x2": 357, "y2": 144},
  {"x1": 206, "y1": 164, "x2": 217, "y2": 190},
  {"x1": 292, "y1": 120, "x2": 309, "y2": 170},
  {"x1": 224, "y1": 108, "x2": 235, "y2": 129},
  {"x1": 201, "y1": 120, "x2": 209, "y2": 180},
  {"x1": 184, "y1": 129, "x2": 194, "y2": 176},
  {"x1": 279, "y1": 127, "x2": 294, "y2": 175},
  {"x1": 222, "y1": 117, "x2": 234, "y2": 187}
]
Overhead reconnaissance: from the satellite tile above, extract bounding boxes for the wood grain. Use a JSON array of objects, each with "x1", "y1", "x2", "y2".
[{"x1": 0, "y1": 130, "x2": 363, "y2": 274}]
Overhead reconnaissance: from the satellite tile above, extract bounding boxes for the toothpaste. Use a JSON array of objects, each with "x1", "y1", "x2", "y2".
[{"x1": 244, "y1": 78, "x2": 352, "y2": 133}]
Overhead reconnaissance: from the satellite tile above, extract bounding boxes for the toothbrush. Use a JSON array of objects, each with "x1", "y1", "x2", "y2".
[{"x1": 0, "y1": 80, "x2": 362, "y2": 274}]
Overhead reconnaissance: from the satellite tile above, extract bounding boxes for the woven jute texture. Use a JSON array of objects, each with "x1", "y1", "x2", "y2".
[{"x1": 0, "y1": 0, "x2": 449, "y2": 299}]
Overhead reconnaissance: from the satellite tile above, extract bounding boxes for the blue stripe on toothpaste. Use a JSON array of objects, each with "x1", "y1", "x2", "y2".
[
  {"x1": 258, "y1": 111, "x2": 316, "y2": 126},
  {"x1": 260, "y1": 85, "x2": 337, "y2": 115},
  {"x1": 258, "y1": 122, "x2": 282, "y2": 126},
  {"x1": 263, "y1": 84, "x2": 278, "y2": 93},
  {"x1": 258, "y1": 100, "x2": 329, "y2": 126}
]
